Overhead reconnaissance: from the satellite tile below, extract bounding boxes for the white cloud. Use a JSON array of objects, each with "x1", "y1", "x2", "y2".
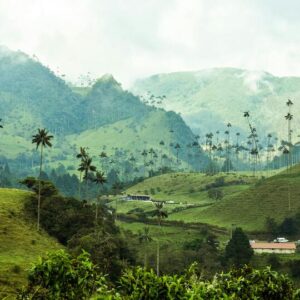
[{"x1": 0, "y1": 0, "x2": 299, "y2": 87}]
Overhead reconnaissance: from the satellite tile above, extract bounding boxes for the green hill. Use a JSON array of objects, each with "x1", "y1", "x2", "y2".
[
  {"x1": 112, "y1": 171, "x2": 257, "y2": 221},
  {"x1": 118, "y1": 166, "x2": 300, "y2": 232},
  {"x1": 132, "y1": 68, "x2": 300, "y2": 142},
  {"x1": 0, "y1": 188, "x2": 62, "y2": 299},
  {"x1": 196, "y1": 165, "x2": 300, "y2": 231}
]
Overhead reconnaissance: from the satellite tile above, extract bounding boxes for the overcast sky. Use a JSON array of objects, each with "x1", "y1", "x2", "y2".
[{"x1": 0, "y1": 0, "x2": 299, "y2": 87}]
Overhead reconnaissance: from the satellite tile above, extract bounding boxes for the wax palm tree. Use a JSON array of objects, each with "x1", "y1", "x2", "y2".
[
  {"x1": 0, "y1": 119, "x2": 3, "y2": 129},
  {"x1": 285, "y1": 100, "x2": 293, "y2": 170},
  {"x1": 152, "y1": 201, "x2": 168, "y2": 276},
  {"x1": 159, "y1": 140, "x2": 165, "y2": 173},
  {"x1": 94, "y1": 171, "x2": 107, "y2": 223},
  {"x1": 141, "y1": 149, "x2": 148, "y2": 177},
  {"x1": 76, "y1": 147, "x2": 88, "y2": 200},
  {"x1": 78, "y1": 155, "x2": 97, "y2": 199},
  {"x1": 148, "y1": 148, "x2": 155, "y2": 176},
  {"x1": 138, "y1": 227, "x2": 152, "y2": 268},
  {"x1": 112, "y1": 181, "x2": 123, "y2": 220},
  {"x1": 243, "y1": 112, "x2": 259, "y2": 175},
  {"x1": 32, "y1": 128, "x2": 53, "y2": 231},
  {"x1": 224, "y1": 130, "x2": 230, "y2": 173},
  {"x1": 266, "y1": 133, "x2": 272, "y2": 174},
  {"x1": 174, "y1": 143, "x2": 181, "y2": 165},
  {"x1": 226, "y1": 123, "x2": 232, "y2": 172},
  {"x1": 99, "y1": 151, "x2": 108, "y2": 171}
]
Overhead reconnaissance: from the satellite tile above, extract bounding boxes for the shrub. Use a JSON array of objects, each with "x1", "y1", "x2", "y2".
[
  {"x1": 17, "y1": 250, "x2": 104, "y2": 300},
  {"x1": 118, "y1": 267, "x2": 186, "y2": 299},
  {"x1": 11, "y1": 265, "x2": 22, "y2": 274},
  {"x1": 207, "y1": 188, "x2": 224, "y2": 200},
  {"x1": 188, "y1": 187, "x2": 195, "y2": 193},
  {"x1": 95, "y1": 265, "x2": 298, "y2": 299}
]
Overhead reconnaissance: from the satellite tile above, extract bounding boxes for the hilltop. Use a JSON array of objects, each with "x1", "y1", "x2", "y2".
[{"x1": 0, "y1": 188, "x2": 62, "y2": 298}]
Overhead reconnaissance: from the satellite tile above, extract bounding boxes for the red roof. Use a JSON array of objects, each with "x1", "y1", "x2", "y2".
[{"x1": 251, "y1": 242, "x2": 296, "y2": 250}]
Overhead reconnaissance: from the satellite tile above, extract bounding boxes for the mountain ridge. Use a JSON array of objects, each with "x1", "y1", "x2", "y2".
[
  {"x1": 0, "y1": 47, "x2": 207, "y2": 173},
  {"x1": 132, "y1": 68, "x2": 300, "y2": 144}
]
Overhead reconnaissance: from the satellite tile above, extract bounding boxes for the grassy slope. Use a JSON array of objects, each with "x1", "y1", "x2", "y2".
[
  {"x1": 119, "y1": 167, "x2": 298, "y2": 232},
  {"x1": 66, "y1": 110, "x2": 193, "y2": 168},
  {"x1": 126, "y1": 172, "x2": 255, "y2": 204},
  {"x1": 112, "y1": 172, "x2": 256, "y2": 223},
  {"x1": 196, "y1": 165, "x2": 300, "y2": 231},
  {"x1": 0, "y1": 188, "x2": 62, "y2": 299}
]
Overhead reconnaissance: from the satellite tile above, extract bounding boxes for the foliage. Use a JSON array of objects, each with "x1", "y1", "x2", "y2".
[
  {"x1": 117, "y1": 267, "x2": 187, "y2": 299},
  {"x1": 207, "y1": 188, "x2": 224, "y2": 200},
  {"x1": 68, "y1": 230, "x2": 136, "y2": 281},
  {"x1": 20, "y1": 177, "x2": 58, "y2": 198},
  {"x1": 224, "y1": 227, "x2": 253, "y2": 267},
  {"x1": 92, "y1": 265, "x2": 299, "y2": 299},
  {"x1": 17, "y1": 250, "x2": 104, "y2": 300}
]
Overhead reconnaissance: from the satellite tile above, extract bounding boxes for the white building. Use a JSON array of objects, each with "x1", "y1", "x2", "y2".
[{"x1": 251, "y1": 242, "x2": 296, "y2": 254}]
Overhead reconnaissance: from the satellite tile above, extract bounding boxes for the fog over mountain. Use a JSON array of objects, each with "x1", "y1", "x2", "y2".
[{"x1": 132, "y1": 68, "x2": 300, "y2": 143}]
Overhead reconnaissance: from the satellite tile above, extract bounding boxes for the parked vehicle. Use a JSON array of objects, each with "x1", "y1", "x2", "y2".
[{"x1": 273, "y1": 237, "x2": 289, "y2": 243}]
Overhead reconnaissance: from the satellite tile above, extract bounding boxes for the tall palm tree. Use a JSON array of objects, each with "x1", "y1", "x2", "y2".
[
  {"x1": 94, "y1": 171, "x2": 107, "y2": 223},
  {"x1": 266, "y1": 133, "x2": 272, "y2": 174},
  {"x1": 32, "y1": 128, "x2": 53, "y2": 231},
  {"x1": 78, "y1": 155, "x2": 97, "y2": 199},
  {"x1": 235, "y1": 132, "x2": 240, "y2": 170},
  {"x1": 244, "y1": 112, "x2": 259, "y2": 175},
  {"x1": 138, "y1": 227, "x2": 152, "y2": 268},
  {"x1": 148, "y1": 148, "x2": 155, "y2": 176},
  {"x1": 285, "y1": 99, "x2": 293, "y2": 170},
  {"x1": 174, "y1": 143, "x2": 181, "y2": 165},
  {"x1": 76, "y1": 147, "x2": 88, "y2": 200},
  {"x1": 0, "y1": 118, "x2": 3, "y2": 129},
  {"x1": 159, "y1": 140, "x2": 165, "y2": 173},
  {"x1": 112, "y1": 181, "x2": 123, "y2": 220},
  {"x1": 152, "y1": 201, "x2": 168, "y2": 276},
  {"x1": 99, "y1": 151, "x2": 108, "y2": 171},
  {"x1": 226, "y1": 123, "x2": 232, "y2": 172},
  {"x1": 141, "y1": 149, "x2": 148, "y2": 177}
]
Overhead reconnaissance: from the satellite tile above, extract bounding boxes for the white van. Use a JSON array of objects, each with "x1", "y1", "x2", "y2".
[{"x1": 273, "y1": 237, "x2": 289, "y2": 243}]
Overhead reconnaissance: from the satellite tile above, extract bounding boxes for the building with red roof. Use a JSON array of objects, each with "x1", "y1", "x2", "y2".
[{"x1": 250, "y1": 242, "x2": 296, "y2": 254}]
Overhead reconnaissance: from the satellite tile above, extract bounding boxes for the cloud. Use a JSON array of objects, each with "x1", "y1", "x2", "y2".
[{"x1": 0, "y1": 0, "x2": 299, "y2": 87}]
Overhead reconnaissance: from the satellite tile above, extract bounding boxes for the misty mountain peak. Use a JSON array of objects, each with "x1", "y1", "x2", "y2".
[{"x1": 93, "y1": 74, "x2": 121, "y2": 89}]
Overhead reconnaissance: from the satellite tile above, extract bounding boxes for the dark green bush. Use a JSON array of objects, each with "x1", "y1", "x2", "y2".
[{"x1": 17, "y1": 250, "x2": 104, "y2": 300}]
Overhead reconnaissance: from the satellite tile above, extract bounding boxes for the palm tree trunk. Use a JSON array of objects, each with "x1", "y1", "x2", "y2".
[
  {"x1": 78, "y1": 171, "x2": 82, "y2": 200},
  {"x1": 37, "y1": 145, "x2": 43, "y2": 231},
  {"x1": 156, "y1": 238, "x2": 160, "y2": 276},
  {"x1": 85, "y1": 174, "x2": 88, "y2": 199},
  {"x1": 156, "y1": 220, "x2": 161, "y2": 276},
  {"x1": 95, "y1": 201, "x2": 98, "y2": 223},
  {"x1": 144, "y1": 249, "x2": 148, "y2": 269}
]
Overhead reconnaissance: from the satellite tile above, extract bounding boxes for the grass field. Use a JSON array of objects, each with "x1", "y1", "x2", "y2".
[
  {"x1": 112, "y1": 172, "x2": 256, "y2": 222},
  {"x1": 195, "y1": 165, "x2": 300, "y2": 231},
  {"x1": 0, "y1": 188, "x2": 62, "y2": 299},
  {"x1": 114, "y1": 166, "x2": 299, "y2": 232}
]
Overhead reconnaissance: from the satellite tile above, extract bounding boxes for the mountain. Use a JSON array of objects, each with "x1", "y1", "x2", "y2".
[
  {"x1": 0, "y1": 46, "x2": 81, "y2": 135},
  {"x1": 132, "y1": 68, "x2": 300, "y2": 143},
  {"x1": 0, "y1": 47, "x2": 208, "y2": 174}
]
